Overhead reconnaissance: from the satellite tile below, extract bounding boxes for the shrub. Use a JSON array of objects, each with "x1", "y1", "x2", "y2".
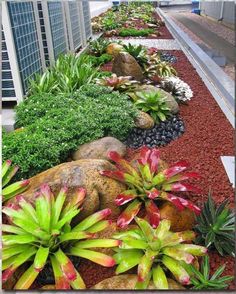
[
  {"x1": 86, "y1": 53, "x2": 113, "y2": 67},
  {"x1": 113, "y1": 218, "x2": 207, "y2": 289},
  {"x1": 2, "y1": 184, "x2": 119, "y2": 289},
  {"x1": 3, "y1": 86, "x2": 138, "y2": 179},
  {"x1": 88, "y1": 39, "x2": 111, "y2": 57},
  {"x1": 119, "y1": 28, "x2": 155, "y2": 37},
  {"x1": 100, "y1": 147, "x2": 201, "y2": 228}
]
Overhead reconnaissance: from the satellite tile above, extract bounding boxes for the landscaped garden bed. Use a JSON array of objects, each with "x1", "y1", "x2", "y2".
[{"x1": 2, "y1": 2, "x2": 235, "y2": 291}]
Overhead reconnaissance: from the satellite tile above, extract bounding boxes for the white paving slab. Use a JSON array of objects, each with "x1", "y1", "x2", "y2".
[
  {"x1": 221, "y1": 156, "x2": 235, "y2": 188},
  {"x1": 109, "y1": 38, "x2": 181, "y2": 50}
]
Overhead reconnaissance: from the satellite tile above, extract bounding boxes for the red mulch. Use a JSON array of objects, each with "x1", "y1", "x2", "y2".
[{"x1": 77, "y1": 50, "x2": 235, "y2": 289}]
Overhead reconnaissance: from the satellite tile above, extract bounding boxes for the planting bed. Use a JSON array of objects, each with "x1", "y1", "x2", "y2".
[
  {"x1": 2, "y1": 3, "x2": 235, "y2": 290},
  {"x1": 35, "y1": 50, "x2": 234, "y2": 290}
]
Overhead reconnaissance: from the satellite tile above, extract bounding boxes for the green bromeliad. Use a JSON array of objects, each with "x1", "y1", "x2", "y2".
[
  {"x1": 113, "y1": 217, "x2": 207, "y2": 289},
  {"x1": 2, "y1": 160, "x2": 29, "y2": 202},
  {"x1": 2, "y1": 184, "x2": 119, "y2": 289},
  {"x1": 100, "y1": 146, "x2": 201, "y2": 228}
]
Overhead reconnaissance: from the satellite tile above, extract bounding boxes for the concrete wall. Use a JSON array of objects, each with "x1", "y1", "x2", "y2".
[
  {"x1": 200, "y1": 1, "x2": 235, "y2": 27},
  {"x1": 89, "y1": 1, "x2": 112, "y2": 17}
]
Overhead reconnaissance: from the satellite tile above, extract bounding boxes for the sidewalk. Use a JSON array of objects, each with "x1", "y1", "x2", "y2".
[{"x1": 167, "y1": 12, "x2": 235, "y2": 80}]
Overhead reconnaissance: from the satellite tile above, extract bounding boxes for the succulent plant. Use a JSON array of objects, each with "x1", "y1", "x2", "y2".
[
  {"x1": 161, "y1": 77, "x2": 193, "y2": 103},
  {"x1": 100, "y1": 147, "x2": 201, "y2": 228},
  {"x1": 133, "y1": 91, "x2": 171, "y2": 123},
  {"x1": 194, "y1": 193, "x2": 235, "y2": 257},
  {"x1": 2, "y1": 184, "x2": 119, "y2": 289},
  {"x1": 2, "y1": 160, "x2": 29, "y2": 203},
  {"x1": 145, "y1": 61, "x2": 177, "y2": 79},
  {"x1": 185, "y1": 256, "x2": 234, "y2": 289},
  {"x1": 89, "y1": 39, "x2": 111, "y2": 57},
  {"x1": 95, "y1": 74, "x2": 139, "y2": 92},
  {"x1": 113, "y1": 217, "x2": 207, "y2": 289},
  {"x1": 123, "y1": 44, "x2": 148, "y2": 66}
]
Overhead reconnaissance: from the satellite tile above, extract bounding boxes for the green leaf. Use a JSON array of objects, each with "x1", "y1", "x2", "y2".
[
  {"x1": 153, "y1": 265, "x2": 168, "y2": 289},
  {"x1": 14, "y1": 264, "x2": 39, "y2": 289}
]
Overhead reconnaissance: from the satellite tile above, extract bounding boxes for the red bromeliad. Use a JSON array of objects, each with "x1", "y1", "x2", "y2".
[{"x1": 100, "y1": 146, "x2": 201, "y2": 228}]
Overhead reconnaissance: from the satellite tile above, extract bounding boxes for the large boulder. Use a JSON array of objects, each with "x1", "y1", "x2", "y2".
[
  {"x1": 72, "y1": 137, "x2": 126, "y2": 161},
  {"x1": 134, "y1": 111, "x2": 155, "y2": 129},
  {"x1": 92, "y1": 275, "x2": 185, "y2": 289},
  {"x1": 106, "y1": 43, "x2": 124, "y2": 57},
  {"x1": 133, "y1": 85, "x2": 179, "y2": 114},
  {"x1": 9, "y1": 160, "x2": 126, "y2": 220},
  {"x1": 159, "y1": 202, "x2": 195, "y2": 232},
  {"x1": 112, "y1": 52, "x2": 144, "y2": 82}
]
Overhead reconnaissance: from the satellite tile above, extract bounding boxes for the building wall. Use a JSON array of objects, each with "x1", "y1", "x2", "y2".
[{"x1": 200, "y1": 1, "x2": 235, "y2": 27}]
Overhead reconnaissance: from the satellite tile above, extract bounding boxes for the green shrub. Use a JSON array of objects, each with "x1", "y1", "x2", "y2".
[
  {"x1": 119, "y1": 28, "x2": 155, "y2": 37},
  {"x1": 86, "y1": 53, "x2": 113, "y2": 67},
  {"x1": 3, "y1": 85, "x2": 138, "y2": 179}
]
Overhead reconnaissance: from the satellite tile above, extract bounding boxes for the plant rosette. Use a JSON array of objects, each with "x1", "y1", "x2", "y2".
[
  {"x1": 113, "y1": 217, "x2": 207, "y2": 289},
  {"x1": 2, "y1": 184, "x2": 120, "y2": 290},
  {"x1": 100, "y1": 146, "x2": 201, "y2": 229}
]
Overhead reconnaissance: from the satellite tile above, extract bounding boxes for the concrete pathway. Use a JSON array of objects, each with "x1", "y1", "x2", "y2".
[
  {"x1": 169, "y1": 13, "x2": 235, "y2": 64},
  {"x1": 108, "y1": 39, "x2": 180, "y2": 49}
]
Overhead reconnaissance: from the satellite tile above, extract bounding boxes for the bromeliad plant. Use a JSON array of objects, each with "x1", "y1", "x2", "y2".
[
  {"x1": 100, "y1": 147, "x2": 201, "y2": 229},
  {"x1": 123, "y1": 44, "x2": 148, "y2": 67},
  {"x1": 2, "y1": 160, "x2": 29, "y2": 203},
  {"x1": 89, "y1": 39, "x2": 111, "y2": 57},
  {"x1": 132, "y1": 91, "x2": 171, "y2": 123},
  {"x1": 194, "y1": 193, "x2": 235, "y2": 257},
  {"x1": 113, "y1": 217, "x2": 207, "y2": 289},
  {"x1": 145, "y1": 61, "x2": 177, "y2": 79},
  {"x1": 184, "y1": 255, "x2": 234, "y2": 289},
  {"x1": 2, "y1": 184, "x2": 119, "y2": 289},
  {"x1": 95, "y1": 74, "x2": 139, "y2": 92}
]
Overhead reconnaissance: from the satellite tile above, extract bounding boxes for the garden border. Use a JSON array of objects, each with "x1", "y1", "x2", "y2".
[{"x1": 157, "y1": 8, "x2": 235, "y2": 128}]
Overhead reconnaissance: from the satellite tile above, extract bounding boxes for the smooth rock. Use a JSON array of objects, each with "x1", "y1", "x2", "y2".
[
  {"x1": 134, "y1": 111, "x2": 155, "y2": 129},
  {"x1": 159, "y1": 202, "x2": 195, "y2": 232},
  {"x1": 72, "y1": 137, "x2": 126, "y2": 161},
  {"x1": 9, "y1": 159, "x2": 126, "y2": 220},
  {"x1": 92, "y1": 275, "x2": 184, "y2": 289},
  {"x1": 112, "y1": 52, "x2": 144, "y2": 82},
  {"x1": 133, "y1": 85, "x2": 179, "y2": 114},
  {"x1": 106, "y1": 43, "x2": 124, "y2": 57}
]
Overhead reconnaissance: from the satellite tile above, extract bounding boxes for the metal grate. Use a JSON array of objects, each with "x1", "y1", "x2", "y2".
[
  {"x1": 7, "y1": 1, "x2": 43, "y2": 94},
  {"x1": 68, "y1": 1, "x2": 82, "y2": 50},
  {"x1": 1, "y1": 25, "x2": 16, "y2": 99},
  {"x1": 82, "y1": 1, "x2": 92, "y2": 40},
  {"x1": 47, "y1": 1, "x2": 67, "y2": 59}
]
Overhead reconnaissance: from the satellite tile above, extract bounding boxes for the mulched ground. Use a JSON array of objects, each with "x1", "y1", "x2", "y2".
[{"x1": 77, "y1": 50, "x2": 235, "y2": 289}]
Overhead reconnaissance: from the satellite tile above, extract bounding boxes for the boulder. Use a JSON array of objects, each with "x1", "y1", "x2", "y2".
[
  {"x1": 112, "y1": 52, "x2": 144, "y2": 82},
  {"x1": 133, "y1": 85, "x2": 179, "y2": 114},
  {"x1": 159, "y1": 89, "x2": 179, "y2": 114},
  {"x1": 134, "y1": 111, "x2": 155, "y2": 129},
  {"x1": 106, "y1": 43, "x2": 124, "y2": 57},
  {"x1": 159, "y1": 202, "x2": 195, "y2": 232},
  {"x1": 72, "y1": 137, "x2": 126, "y2": 161},
  {"x1": 9, "y1": 159, "x2": 126, "y2": 220},
  {"x1": 92, "y1": 275, "x2": 185, "y2": 289}
]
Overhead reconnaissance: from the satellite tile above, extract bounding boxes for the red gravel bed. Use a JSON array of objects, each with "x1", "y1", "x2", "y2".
[{"x1": 79, "y1": 50, "x2": 235, "y2": 289}]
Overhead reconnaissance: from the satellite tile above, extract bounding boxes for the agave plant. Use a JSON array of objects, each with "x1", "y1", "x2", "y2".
[
  {"x1": 123, "y1": 44, "x2": 148, "y2": 66},
  {"x1": 194, "y1": 193, "x2": 235, "y2": 257},
  {"x1": 100, "y1": 147, "x2": 201, "y2": 229},
  {"x1": 89, "y1": 38, "x2": 111, "y2": 57},
  {"x1": 133, "y1": 91, "x2": 171, "y2": 123},
  {"x1": 113, "y1": 217, "x2": 207, "y2": 289},
  {"x1": 184, "y1": 255, "x2": 234, "y2": 289},
  {"x1": 2, "y1": 160, "x2": 29, "y2": 203},
  {"x1": 95, "y1": 74, "x2": 139, "y2": 92},
  {"x1": 2, "y1": 184, "x2": 119, "y2": 289}
]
